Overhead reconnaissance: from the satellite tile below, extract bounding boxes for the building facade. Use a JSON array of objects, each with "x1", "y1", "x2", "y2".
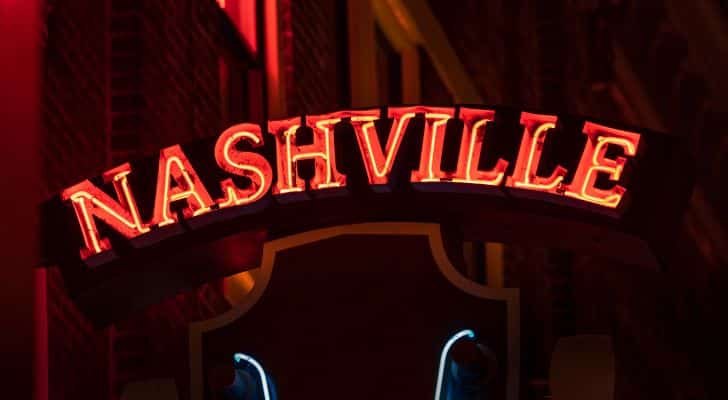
[{"x1": 32, "y1": 1, "x2": 728, "y2": 399}]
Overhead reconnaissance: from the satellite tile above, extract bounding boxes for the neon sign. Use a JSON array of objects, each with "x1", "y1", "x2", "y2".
[{"x1": 59, "y1": 105, "x2": 644, "y2": 263}]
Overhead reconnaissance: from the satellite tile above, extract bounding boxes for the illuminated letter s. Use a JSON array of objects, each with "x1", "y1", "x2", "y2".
[{"x1": 215, "y1": 123, "x2": 273, "y2": 209}]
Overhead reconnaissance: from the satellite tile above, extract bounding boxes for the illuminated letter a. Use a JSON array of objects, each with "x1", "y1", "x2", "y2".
[{"x1": 152, "y1": 145, "x2": 214, "y2": 227}]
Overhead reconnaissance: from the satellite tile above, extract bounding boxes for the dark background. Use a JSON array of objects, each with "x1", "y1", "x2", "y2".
[{"x1": 2, "y1": 0, "x2": 728, "y2": 399}]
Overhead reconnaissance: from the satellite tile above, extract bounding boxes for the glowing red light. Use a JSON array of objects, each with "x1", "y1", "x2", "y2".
[
  {"x1": 450, "y1": 108, "x2": 508, "y2": 186},
  {"x1": 506, "y1": 112, "x2": 567, "y2": 195},
  {"x1": 59, "y1": 105, "x2": 645, "y2": 261},
  {"x1": 565, "y1": 121, "x2": 641, "y2": 208},
  {"x1": 269, "y1": 115, "x2": 347, "y2": 198},
  {"x1": 61, "y1": 163, "x2": 149, "y2": 259},
  {"x1": 152, "y1": 145, "x2": 214, "y2": 227},
  {"x1": 215, "y1": 123, "x2": 273, "y2": 208}
]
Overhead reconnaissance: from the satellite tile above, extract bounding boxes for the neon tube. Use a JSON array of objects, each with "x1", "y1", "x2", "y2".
[
  {"x1": 434, "y1": 329, "x2": 476, "y2": 400},
  {"x1": 233, "y1": 353, "x2": 272, "y2": 400}
]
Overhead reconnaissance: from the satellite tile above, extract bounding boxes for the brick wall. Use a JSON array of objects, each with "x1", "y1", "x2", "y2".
[
  {"x1": 42, "y1": 0, "x2": 109, "y2": 197},
  {"x1": 111, "y1": 281, "x2": 231, "y2": 399},
  {"x1": 43, "y1": 0, "x2": 248, "y2": 188},
  {"x1": 613, "y1": 2, "x2": 728, "y2": 226},
  {"x1": 40, "y1": 1, "x2": 728, "y2": 399},
  {"x1": 42, "y1": 1, "x2": 111, "y2": 399},
  {"x1": 141, "y1": 0, "x2": 228, "y2": 153},
  {"x1": 287, "y1": 0, "x2": 349, "y2": 115},
  {"x1": 110, "y1": 0, "x2": 249, "y2": 396},
  {"x1": 46, "y1": 268, "x2": 110, "y2": 400},
  {"x1": 42, "y1": 1, "x2": 251, "y2": 398},
  {"x1": 426, "y1": 0, "x2": 542, "y2": 108},
  {"x1": 590, "y1": 4, "x2": 728, "y2": 395},
  {"x1": 425, "y1": 1, "x2": 725, "y2": 398}
]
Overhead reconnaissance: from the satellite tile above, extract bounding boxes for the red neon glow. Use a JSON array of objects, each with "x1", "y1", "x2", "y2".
[
  {"x1": 61, "y1": 163, "x2": 149, "y2": 259},
  {"x1": 58, "y1": 106, "x2": 649, "y2": 260},
  {"x1": 34, "y1": 268, "x2": 48, "y2": 400},
  {"x1": 451, "y1": 108, "x2": 509, "y2": 186},
  {"x1": 264, "y1": 0, "x2": 283, "y2": 116},
  {"x1": 565, "y1": 122, "x2": 641, "y2": 208},
  {"x1": 215, "y1": 124, "x2": 273, "y2": 208},
  {"x1": 239, "y1": 0, "x2": 257, "y2": 55},
  {"x1": 218, "y1": 0, "x2": 258, "y2": 55},
  {"x1": 269, "y1": 115, "x2": 347, "y2": 195},
  {"x1": 269, "y1": 117, "x2": 301, "y2": 194},
  {"x1": 410, "y1": 107, "x2": 455, "y2": 183},
  {"x1": 351, "y1": 107, "x2": 418, "y2": 186},
  {"x1": 152, "y1": 145, "x2": 214, "y2": 227},
  {"x1": 305, "y1": 113, "x2": 349, "y2": 190},
  {"x1": 506, "y1": 112, "x2": 568, "y2": 194}
]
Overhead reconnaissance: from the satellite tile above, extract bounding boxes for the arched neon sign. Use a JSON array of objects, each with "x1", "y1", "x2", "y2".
[{"x1": 59, "y1": 106, "x2": 643, "y2": 263}]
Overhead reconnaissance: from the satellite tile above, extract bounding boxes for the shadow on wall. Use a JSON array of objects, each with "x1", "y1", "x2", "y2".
[
  {"x1": 550, "y1": 335, "x2": 615, "y2": 400},
  {"x1": 120, "y1": 379, "x2": 179, "y2": 400}
]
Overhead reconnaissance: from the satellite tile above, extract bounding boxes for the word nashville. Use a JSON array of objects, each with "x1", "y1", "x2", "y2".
[{"x1": 62, "y1": 106, "x2": 641, "y2": 260}]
